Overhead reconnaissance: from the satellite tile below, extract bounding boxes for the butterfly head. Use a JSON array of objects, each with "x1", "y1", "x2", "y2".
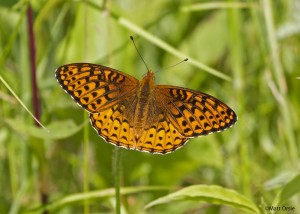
[{"x1": 140, "y1": 70, "x2": 156, "y2": 89}]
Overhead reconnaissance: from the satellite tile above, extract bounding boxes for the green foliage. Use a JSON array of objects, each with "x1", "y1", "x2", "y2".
[{"x1": 1, "y1": 0, "x2": 300, "y2": 213}]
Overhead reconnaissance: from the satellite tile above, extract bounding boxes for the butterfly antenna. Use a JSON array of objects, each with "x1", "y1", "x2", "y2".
[
  {"x1": 160, "y1": 58, "x2": 188, "y2": 72},
  {"x1": 130, "y1": 36, "x2": 150, "y2": 71}
]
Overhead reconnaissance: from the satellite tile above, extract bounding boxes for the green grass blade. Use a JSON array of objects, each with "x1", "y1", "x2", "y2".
[
  {"x1": 26, "y1": 186, "x2": 170, "y2": 214},
  {"x1": 181, "y1": 2, "x2": 254, "y2": 12},
  {"x1": 5, "y1": 118, "x2": 87, "y2": 140},
  {"x1": 0, "y1": 75, "x2": 48, "y2": 131},
  {"x1": 278, "y1": 174, "x2": 300, "y2": 205},
  {"x1": 145, "y1": 185, "x2": 260, "y2": 213}
]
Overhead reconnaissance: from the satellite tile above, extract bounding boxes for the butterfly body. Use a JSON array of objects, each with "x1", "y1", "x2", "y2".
[
  {"x1": 132, "y1": 70, "x2": 156, "y2": 139},
  {"x1": 56, "y1": 63, "x2": 237, "y2": 154}
]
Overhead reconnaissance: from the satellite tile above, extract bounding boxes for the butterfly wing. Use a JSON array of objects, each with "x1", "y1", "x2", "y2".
[
  {"x1": 155, "y1": 85, "x2": 237, "y2": 138},
  {"x1": 55, "y1": 63, "x2": 139, "y2": 113},
  {"x1": 89, "y1": 102, "x2": 136, "y2": 150},
  {"x1": 135, "y1": 113, "x2": 189, "y2": 154}
]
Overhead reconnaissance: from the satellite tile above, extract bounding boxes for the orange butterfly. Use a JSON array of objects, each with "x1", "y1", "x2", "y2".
[{"x1": 55, "y1": 63, "x2": 237, "y2": 154}]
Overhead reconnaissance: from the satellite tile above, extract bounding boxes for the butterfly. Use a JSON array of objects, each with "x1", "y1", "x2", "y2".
[{"x1": 55, "y1": 63, "x2": 237, "y2": 154}]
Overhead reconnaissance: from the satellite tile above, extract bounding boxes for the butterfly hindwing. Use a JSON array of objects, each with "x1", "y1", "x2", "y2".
[
  {"x1": 89, "y1": 103, "x2": 136, "y2": 150},
  {"x1": 55, "y1": 63, "x2": 139, "y2": 113},
  {"x1": 136, "y1": 113, "x2": 189, "y2": 154}
]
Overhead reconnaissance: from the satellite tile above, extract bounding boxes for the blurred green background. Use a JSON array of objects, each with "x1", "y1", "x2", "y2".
[{"x1": 1, "y1": 0, "x2": 300, "y2": 213}]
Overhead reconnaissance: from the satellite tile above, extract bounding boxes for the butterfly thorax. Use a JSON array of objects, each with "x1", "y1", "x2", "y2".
[{"x1": 133, "y1": 70, "x2": 156, "y2": 138}]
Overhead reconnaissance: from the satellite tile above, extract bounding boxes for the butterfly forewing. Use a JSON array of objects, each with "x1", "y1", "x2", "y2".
[
  {"x1": 55, "y1": 63, "x2": 139, "y2": 113},
  {"x1": 155, "y1": 85, "x2": 237, "y2": 138}
]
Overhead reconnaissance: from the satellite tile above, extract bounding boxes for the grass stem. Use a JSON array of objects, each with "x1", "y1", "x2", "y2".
[{"x1": 114, "y1": 147, "x2": 121, "y2": 214}]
